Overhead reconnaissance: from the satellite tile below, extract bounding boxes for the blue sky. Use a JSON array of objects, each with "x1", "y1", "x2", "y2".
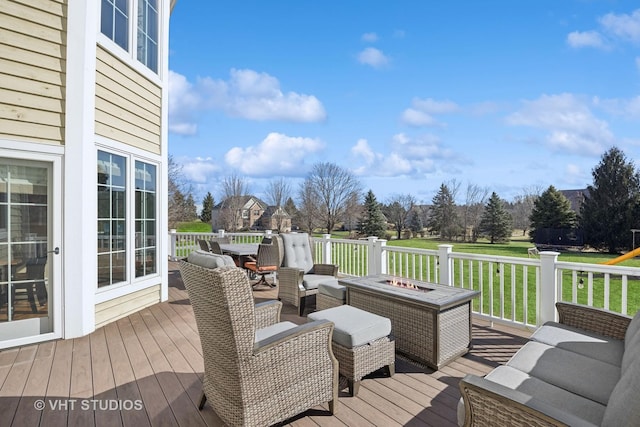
[{"x1": 168, "y1": 1, "x2": 640, "y2": 206}]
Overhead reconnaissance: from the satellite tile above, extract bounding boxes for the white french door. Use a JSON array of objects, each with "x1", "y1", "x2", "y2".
[{"x1": 0, "y1": 156, "x2": 61, "y2": 345}]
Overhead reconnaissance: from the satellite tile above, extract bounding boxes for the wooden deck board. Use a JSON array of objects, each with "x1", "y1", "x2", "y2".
[{"x1": 0, "y1": 262, "x2": 531, "y2": 426}]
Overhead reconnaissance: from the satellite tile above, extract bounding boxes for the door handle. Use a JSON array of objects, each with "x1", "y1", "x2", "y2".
[{"x1": 48, "y1": 247, "x2": 60, "y2": 255}]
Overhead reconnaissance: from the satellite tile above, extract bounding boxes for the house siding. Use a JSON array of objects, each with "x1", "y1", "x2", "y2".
[
  {"x1": 0, "y1": 0, "x2": 66, "y2": 145},
  {"x1": 95, "y1": 284, "x2": 161, "y2": 329},
  {"x1": 95, "y1": 46, "x2": 162, "y2": 154}
]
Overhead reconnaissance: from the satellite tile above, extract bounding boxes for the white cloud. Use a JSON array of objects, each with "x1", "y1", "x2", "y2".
[
  {"x1": 361, "y1": 32, "x2": 378, "y2": 42},
  {"x1": 168, "y1": 70, "x2": 201, "y2": 135},
  {"x1": 167, "y1": 69, "x2": 326, "y2": 134},
  {"x1": 181, "y1": 157, "x2": 221, "y2": 183},
  {"x1": 594, "y1": 95, "x2": 640, "y2": 119},
  {"x1": 400, "y1": 98, "x2": 460, "y2": 127},
  {"x1": 599, "y1": 9, "x2": 640, "y2": 43},
  {"x1": 351, "y1": 134, "x2": 454, "y2": 177},
  {"x1": 225, "y1": 132, "x2": 324, "y2": 176},
  {"x1": 357, "y1": 47, "x2": 390, "y2": 68},
  {"x1": 506, "y1": 93, "x2": 613, "y2": 155},
  {"x1": 199, "y1": 69, "x2": 326, "y2": 122},
  {"x1": 566, "y1": 30, "x2": 607, "y2": 49},
  {"x1": 567, "y1": 9, "x2": 640, "y2": 50}
]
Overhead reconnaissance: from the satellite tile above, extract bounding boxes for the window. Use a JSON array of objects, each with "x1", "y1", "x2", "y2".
[
  {"x1": 134, "y1": 161, "x2": 156, "y2": 277},
  {"x1": 101, "y1": 0, "x2": 129, "y2": 51},
  {"x1": 97, "y1": 151, "x2": 127, "y2": 288},
  {"x1": 97, "y1": 151, "x2": 158, "y2": 289},
  {"x1": 100, "y1": 0, "x2": 160, "y2": 74},
  {"x1": 137, "y1": 0, "x2": 159, "y2": 73}
]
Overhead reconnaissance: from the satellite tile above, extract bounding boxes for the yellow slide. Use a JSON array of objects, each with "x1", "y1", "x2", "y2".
[{"x1": 602, "y1": 247, "x2": 640, "y2": 265}]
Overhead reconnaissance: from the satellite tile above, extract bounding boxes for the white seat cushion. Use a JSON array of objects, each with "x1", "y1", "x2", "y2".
[
  {"x1": 308, "y1": 305, "x2": 391, "y2": 348},
  {"x1": 187, "y1": 250, "x2": 236, "y2": 269},
  {"x1": 255, "y1": 321, "x2": 298, "y2": 343}
]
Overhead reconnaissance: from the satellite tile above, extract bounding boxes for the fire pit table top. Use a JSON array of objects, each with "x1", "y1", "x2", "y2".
[{"x1": 339, "y1": 275, "x2": 480, "y2": 310}]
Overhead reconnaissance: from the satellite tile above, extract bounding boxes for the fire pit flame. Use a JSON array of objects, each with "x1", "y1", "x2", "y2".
[{"x1": 386, "y1": 277, "x2": 428, "y2": 291}]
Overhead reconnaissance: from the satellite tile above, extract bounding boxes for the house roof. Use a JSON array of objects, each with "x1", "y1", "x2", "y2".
[{"x1": 213, "y1": 195, "x2": 268, "y2": 210}]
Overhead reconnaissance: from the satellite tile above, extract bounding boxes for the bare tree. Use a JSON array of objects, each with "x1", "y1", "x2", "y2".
[
  {"x1": 341, "y1": 192, "x2": 362, "y2": 233},
  {"x1": 302, "y1": 162, "x2": 363, "y2": 233},
  {"x1": 265, "y1": 177, "x2": 292, "y2": 232},
  {"x1": 511, "y1": 185, "x2": 542, "y2": 236},
  {"x1": 385, "y1": 194, "x2": 416, "y2": 240},
  {"x1": 462, "y1": 183, "x2": 489, "y2": 242},
  {"x1": 297, "y1": 179, "x2": 321, "y2": 233},
  {"x1": 220, "y1": 174, "x2": 249, "y2": 231},
  {"x1": 168, "y1": 155, "x2": 196, "y2": 228}
]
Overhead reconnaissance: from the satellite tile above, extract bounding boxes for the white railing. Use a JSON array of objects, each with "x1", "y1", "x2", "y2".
[{"x1": 169, "y1": 231, "x2": 640, "y2": 329}]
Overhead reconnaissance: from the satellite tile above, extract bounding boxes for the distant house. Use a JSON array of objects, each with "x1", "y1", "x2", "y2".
[
  {"x1": 258, "y1": 206, "x2": 292, "y2": 232},
  {"x1": 212, "y1": 196, "x2": 268, "y2": 231},
  {"x1": 0, "y1": 1, "x2": 177, "y2": 349},
  {"x1": 559, "y1": 189, "x2": 589, "y2": 213}
]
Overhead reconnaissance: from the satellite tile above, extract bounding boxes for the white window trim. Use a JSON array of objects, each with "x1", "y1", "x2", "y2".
[
  {"x1": 95, "y1": 142, "x2": 161, "y2": 297},
  {"x1": 97, "y1": 0, "x2": 164, "y2": 85}
]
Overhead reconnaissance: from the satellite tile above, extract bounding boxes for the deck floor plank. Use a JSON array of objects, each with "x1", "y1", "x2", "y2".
[{"x1": 0, "y1": 263, "x2": 533, "y2": 426}]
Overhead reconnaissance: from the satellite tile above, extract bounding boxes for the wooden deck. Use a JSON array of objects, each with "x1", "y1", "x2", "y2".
[{"x1": 0, "y1": 262, "x2": 531, "y2": 426}]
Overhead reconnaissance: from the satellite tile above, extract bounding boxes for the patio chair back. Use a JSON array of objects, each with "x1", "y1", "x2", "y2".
[
  {"x1": 208, "y1": 240, "x2": 223, "y2": 255},
  {"x1": 197, "y1": 239, "x2": 210, "y2": 252},
  {"x1": 280, "y1": 233, "x2": 314, "y2": 273}
]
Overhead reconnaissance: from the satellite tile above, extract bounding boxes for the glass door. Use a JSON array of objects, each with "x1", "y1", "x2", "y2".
[{"x1": 0, "y1": 160, "x2": 54, "y2": 341}]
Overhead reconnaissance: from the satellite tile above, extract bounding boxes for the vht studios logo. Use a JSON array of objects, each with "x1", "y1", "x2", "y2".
[{"x1": 34, "y1": 399, "x2": 143, "y2": 411}]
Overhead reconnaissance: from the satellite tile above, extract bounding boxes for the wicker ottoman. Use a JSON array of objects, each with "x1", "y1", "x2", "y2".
[
  {"x1": 317, "y1": 281, "x2": 346, "y2": 310},
  {"x1": 308, "y1": 305, "x2": 395, "y2": 396}
]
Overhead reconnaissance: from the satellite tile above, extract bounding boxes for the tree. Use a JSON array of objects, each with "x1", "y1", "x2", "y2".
[
  {"x1": 298, "y1": 180, "x2": 321, "y2": 233},
  {"x1": 462, "y1": 183, "x2": 489, "y2": 242},
  {"x1": 184, "y1": 193, "x2": 198, "y2": 221},
  {"x1": 200, "y1": 192, "x2": 214, "y2": 224},
  {"x1": 220, "y1": 174, "x2": 249, "y2": 231},
  {"x1": 284, "y1": 197, "x2": 299, "y2": 229},
  {"x1": 265, "y1": 177, "x2": 292, "y2": 233},
  {"x1": 529, "y1": 185, "x2": 576, "y2": 240},
  {"x1": 478, "y1": 192, "x2": 513, "y2": 243},
  {"x1": 581, "y1": 147, "x2": 640, "y2": 253},
  {"x1": 510, "y1": 186, "x2": 541, "y2": 236},
  {"x1": 385, "y1": 194, "x2": 415, "y2": 240},
  {"x1": 407, "y1": 208, "x2": 424, "y2": 237},
  {"x1": 302, "y1": 162, "x2": 362, "y2": 233},
  {"x1": 427, "y1": 183, "x2": 461, "y2": 240},
  {"x1": 358, "y1": 190, "x2": 387, "y2": 238},
  {"x1": 168, "y1": 155, "x2": 196, "y2": 228}
]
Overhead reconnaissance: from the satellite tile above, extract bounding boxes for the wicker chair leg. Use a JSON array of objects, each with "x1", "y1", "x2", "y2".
[
  {"x1": 385, "y1": 363, "x2": 395, "y2": 377},
  {"x1": 328, "y1": 399, "x2": 337, "y2": 415},
  {"x1": 198, "y1": 391, "x2": 207, "y2": 410},
  {"x1": 298, "y1": 297, "x2": 306, "y2": 316},
  {"x1": 348, "y1": 379, "x2": 360, "y2": 397}
]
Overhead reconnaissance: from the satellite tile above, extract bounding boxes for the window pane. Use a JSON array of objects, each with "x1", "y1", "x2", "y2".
[
  {"x1": 100, "y1": 0, "x2": 114, "y2": 39},
  {"x1": 112, "y1": 188, "x2": 126, "y2": 218},
  {"x1": 137, "y1": 0, "x2": 158, "y2": 73},
  {"x1": 145, "y1": 193, "x2": 155, "y2": 218},
  {"x1": 98, "y1": 188, "x2": 110, "y2": 218},
  {"x1": 111, "y1": 251, "x2": 126, "y2": 284},
  {"x1": 97, "y1": 253, "x2": 111, "y2": 288},
  {"x1": 114, "y1": 9, "x2": 129, "y2": 51}
]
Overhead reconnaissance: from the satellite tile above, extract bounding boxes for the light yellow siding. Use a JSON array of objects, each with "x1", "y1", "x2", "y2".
[
  {"x1": 95, "y1": 284, "x2": 161, "y2": 329},
  {"x1": 0, "y1": 0, "x2": 66, "y2": 145},
  {"x1": 95, "y1": 46, "x2": 162, "y2": 154}
]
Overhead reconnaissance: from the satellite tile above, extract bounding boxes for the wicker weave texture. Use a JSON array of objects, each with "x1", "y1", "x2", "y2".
[
  {"x1": 556, "y1": 302, "x2": 631, "y2": 341},
  {"x1": 460, "y1": 383, "x2": 566, "y2": 427},
  {"x1": 348, "y1": 287, "x2": 472, "y2": 369},
  {"x1": 332, "y1": 337, "x2": 395, "y2": 382},
  {"x1": 317, "y1": 293, "x2": 345, "y2": 311},
  {"x1": 179, "y1": 262, "x2": 338, "y2": 427}
]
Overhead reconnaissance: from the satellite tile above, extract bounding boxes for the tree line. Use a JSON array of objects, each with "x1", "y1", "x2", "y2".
[{"x1": 169, "y1": 147, "x2": 640, "y2": 254}]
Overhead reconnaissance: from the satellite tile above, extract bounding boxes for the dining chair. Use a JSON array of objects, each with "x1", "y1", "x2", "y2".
[{"x1": 244, "y1": 243, "x2": 278, "y2": 288}]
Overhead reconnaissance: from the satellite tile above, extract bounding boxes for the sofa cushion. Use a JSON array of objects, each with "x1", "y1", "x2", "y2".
[
  {"x1": 187, "y1": 250, "x2": 236, "y2": 269},
  {"x1": 621, "y1": 322, "x2": 640, "y2": 374},
  {"x1": 281, "y1": 233, "x2": 314, "y2": 273},
  {"x1": 625, "y1": 309, "x2": 640, "y2": 346},
  {"x1": 302, "y1": 274, "x2": 337, "y2": 290},
  {"x1": 318, "y1": 281, "x2": 346, "y2": 300},
  {"x1": 456, "y1": 365, "x2": 607, "y2": 427},
  {"x1": 255, "y1": 321, "x2": 298, "y2": 343},
  {"x1": 308, "y1": 305, "x2": 391, "y2": 348},
  {"x1": 530, "y1": 321, "x2": 624, "y2": 366},
  {"x1": 602, "y1": 355, "x2": 640, "y2": 427},
  {"x1": 506, "y1": 341, "x2": 620, "y2": 405}
]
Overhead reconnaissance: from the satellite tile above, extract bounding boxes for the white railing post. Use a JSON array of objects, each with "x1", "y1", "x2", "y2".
[
  {"x1": 368, "y1": 237, "x2": 387, "y2": 276},
  {"x1": 264, "y1": 230, "x2": 272, "y2": 239},
  {"x1": 169, "y1": 229, "x2": 177, "y2": 261},
  {"x1": 217, "y1": 229, "x2": 225, "y2": 238},
  {"x1": 322, "y1": 234, "x2": 332, "y2": 264},
  {"x1": 438, "y1": 244, "x2": 453, "y2": 286},
  {"x1": 539, "y1": 251, "x2": 560, "y2": 326}
]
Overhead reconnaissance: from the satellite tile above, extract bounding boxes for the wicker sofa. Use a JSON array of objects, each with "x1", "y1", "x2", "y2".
[{"x1": 458, "y1": 302, "x2": 640, "y2": 426}]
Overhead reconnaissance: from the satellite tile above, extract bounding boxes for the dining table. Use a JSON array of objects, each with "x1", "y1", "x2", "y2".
[{"x1": 219, "y1": 243, "x2": 259, "y2": 257}]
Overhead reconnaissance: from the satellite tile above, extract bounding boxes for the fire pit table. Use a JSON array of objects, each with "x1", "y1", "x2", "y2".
[{"x1": 340, "y1": 275, "x2": 480, "y2": 369}]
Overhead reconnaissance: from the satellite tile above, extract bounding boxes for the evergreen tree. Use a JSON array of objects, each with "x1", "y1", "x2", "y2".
[
  {"x1": 358, "y1": 190, "x2": 387, "y2": 238},
  {"x1": 427, "y1": 183, "x2": 461, "y2": 240},
  {"x1": 529, "y1": 185, "x2": 576, "y2": 239},
  {"x1": 200, "y1": 192, "x2": 214, "y2": 223},
  {"x1": 479, "y1": 192, "x2": 513, "y2": 243},
  {"x1": 581, "y1": 147, "x2": 640, "y2": 253},
  {"x1": 185, "y1": 193, "x2": 198, "y2": 221},
  {"x1": 407, "y1": 209, "x2": 424, "y2": 237},
  {"x1": 284, "y1": 197, "x2": 299, "y2": 228}
]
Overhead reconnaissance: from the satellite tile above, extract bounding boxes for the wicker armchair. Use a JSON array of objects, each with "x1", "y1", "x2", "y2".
[
  {"x1": 274, "y1": 233, "x2": 339, "y2": 316},
  {"x1": 179, "y1": 261, "x2": 339, "y2": 427}
]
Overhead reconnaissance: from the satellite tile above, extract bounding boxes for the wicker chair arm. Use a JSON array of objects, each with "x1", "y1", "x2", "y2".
[
  {"x1": 254, "y1": 319, "x2": 334, "y2": 354},
  {"x1": 278, "y1": 266, "x2": 305, "y2": 286},
  {"x1": 459, "y1": 375, "x2": 597, "y2": 427},
  {"x1": 312, "y1": 264, "x2": 339, "y2": 276},
  {"x1": 556, "y1": 302, "x2": 632, "y2": 340},
  {"x1": 254, "y1": 300, "x2": 282, "y2": 329}
]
